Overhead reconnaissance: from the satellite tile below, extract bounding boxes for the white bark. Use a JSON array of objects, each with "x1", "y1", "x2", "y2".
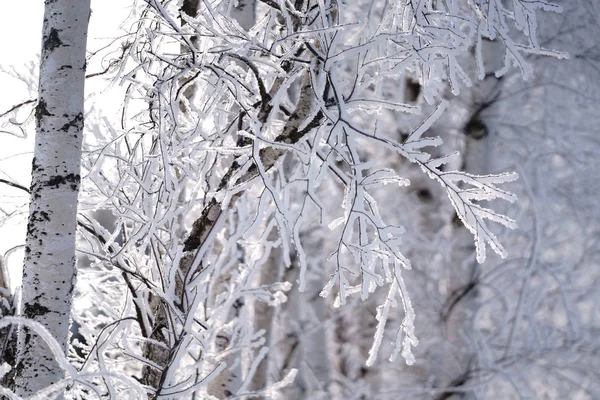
[
  {"x1": 14, "y1": 0, "x2": 90, "y2": 394},
  {"x1": 249, "y1": 229, "x2": 284, "y2": 391},
  {"x1": 0, "y1": 256, "x2": 15, "y2": 371},
  {"x1": 203, "y1": 2, "x2": 257, "y2": 398},
  {"x1": 437, "y1": 46, "x2": 500, "y2": 398}
]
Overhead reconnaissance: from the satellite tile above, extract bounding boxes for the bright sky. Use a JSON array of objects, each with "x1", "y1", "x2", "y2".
[{"x1": 0, "y1": 1, "x2": 133, "y2": 290}]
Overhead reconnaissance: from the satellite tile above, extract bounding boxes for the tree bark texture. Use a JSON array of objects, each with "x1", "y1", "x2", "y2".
[{"x1": 11, "y1": 0, "x2": 90, "y2": 395}]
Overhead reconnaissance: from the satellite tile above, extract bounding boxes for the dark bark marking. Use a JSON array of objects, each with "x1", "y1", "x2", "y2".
[
  {"x1": 44, "y1": 173, "x2": 81, "y2": 189},
  {"x1": 180, "y1": 0, "x2": 200, "y2": 19},
  {"x1": 26, "y1": 210, "x2": 52, "y2": 236},
  {"x1": 275, "y1": 110, "x2": 324, "y2": 144},
  {"x1": 465, "y1": 119, "x2": 487, "y2": 140},
  {"x1": 35, "y1": 99, "x2": 53, "y2": 124},
  {"x1": 59, "y1": 112, "x2": 84, "y2": 133},
  {"x1": 31, "y1": 158, "x2": 43, "y2": 198},
  {"x1": 416, "y1": 188, "x2": 433, "y2": 203},
  {"x1": 183, "y1": 198, "x2": 219, "y2": 252},
  {"x1": 23, "y1": 302, "x2": 51, "y2": 319},
  {"x1": 32, "y1": 157, "x2": 41, "y2": 172},
  {"x1": 405, "y1": 79, "x2": 421, "y2": 102},
  {"x1": 43, "y1": 28, "x2": 63, "y2": 52}
]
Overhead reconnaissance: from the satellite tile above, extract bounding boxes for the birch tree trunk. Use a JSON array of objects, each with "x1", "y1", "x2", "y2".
[
  {"x1": 140, "y1": 0, "x2": 202, "y2": 394},
  {"x1": 206, "y1": 3, "x2": 257, "y2": 397},
  {"x1": 11, "y1": 0, "x2": 90, "y2": 395},
  {"x1": 0, "y1": 256, "x2": 15, "y2": 371},
  {"x1": 437, "y1": 46, "x2": 501, "y2": 399}
]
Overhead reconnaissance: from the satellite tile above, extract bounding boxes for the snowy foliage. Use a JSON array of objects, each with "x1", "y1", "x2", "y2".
[{"x1": 0, "y1": 0, "x2": 589, "y2": 398}]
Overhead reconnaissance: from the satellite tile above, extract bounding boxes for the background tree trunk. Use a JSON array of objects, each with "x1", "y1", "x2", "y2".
[
  {"x1": 0, "y1": 256, "x2": 15, "y2": 373},
  {"x1": 206, "y1": 2, "x2": 257, "y2": 397},
  {"x1": 10, "y1": 0, "x2": 90, "y2": 395}
]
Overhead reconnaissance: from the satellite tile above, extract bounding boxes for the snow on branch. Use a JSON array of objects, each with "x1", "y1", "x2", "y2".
[
  {"x1": 64, "y1": 0, "x2": 567, "y2": 392},
  {"x1": 400, "y1": 101, "x2": 519, "y2": 262}
]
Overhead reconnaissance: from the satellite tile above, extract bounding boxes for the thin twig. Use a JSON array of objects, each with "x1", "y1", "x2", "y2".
[{"x1": 0, "y1": 99, "x2": 35, "y2": 119}]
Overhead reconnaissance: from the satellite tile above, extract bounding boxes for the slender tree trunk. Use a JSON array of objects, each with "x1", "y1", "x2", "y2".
[
  {"x1": 282, "y1": 251, "x2": 331, "y2": 398},
  {"x1": 437, "y1": 53, "x2": 500, "y2": 400},
  {"x1": 10, "y1": 0, "x2": 90, "y2": 395},
  {"x1": 141, "y1": 1, "x2": 259, "y2": 396},
  {"x1": 0, "y1": 256, "x2": 15, "y2": 372},
  {"x1": 206, "y1": 2, "x2": 257, "y2": 397},
  {"x1": 141, "y1": 0, "x2": 202, "y2": 394},
  {"x1": 247, "y1": 230, "x2": 281, "y2": 391}
]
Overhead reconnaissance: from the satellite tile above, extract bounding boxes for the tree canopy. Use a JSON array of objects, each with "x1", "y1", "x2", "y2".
[{"x1": 1, "y1": 0, "x2": 598, "y2": 398}]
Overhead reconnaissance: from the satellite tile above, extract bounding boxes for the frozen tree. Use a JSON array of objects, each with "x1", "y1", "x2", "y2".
[
  {"x1": 0, "y1": 0, "x2": 580, "y2": 398},
  {"x1": 364, "y1": 2, "x2": 600, "y2": 398},
  {"x1": 0, "y1": 0, "x2": 91, "y2": 396}
]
